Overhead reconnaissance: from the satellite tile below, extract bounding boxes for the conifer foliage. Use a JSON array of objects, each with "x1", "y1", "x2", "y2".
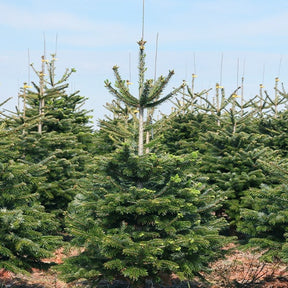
[
  {"x1": 57, "y1": 39, "x2": 230, "y2": 287},
  {"x1": 0, "y1": 55, "x2": 93, "y2": 274},
  {"x1": 14, "y1": 55, "x2": 93, "y2": 219},
  {"x1": 238, "y1": 153, "x2": 288, "y2": 261},
  {"x1": 104, "y1": 39, "x2": 185, "y2": 155},
  {"x1": 159, "y1": 82, "x2": 288, "y2": 261},
  {"x1": 61, "y1": 146, "x2": 228, "y2": 286},
  {"x1": 0, "y1": 123, "x2": 61, "y2": 273},
  {"x1": 2, "y1": 31, "x2": 288, "y2": 287}
]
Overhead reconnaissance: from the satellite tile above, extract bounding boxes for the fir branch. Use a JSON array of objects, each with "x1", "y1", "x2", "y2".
[
  {"x1": 145, "y1": 82, "x2": 186, "y2": 108},
  {"x1": 112, "y1": 66, "x2": 137, "y2": 103},
  {"x1": 146, "y1": 70, "x2": 175, "y2": 102},
  {"x1": 105, "y1": 80, "x2": 139, "y2": 107}
]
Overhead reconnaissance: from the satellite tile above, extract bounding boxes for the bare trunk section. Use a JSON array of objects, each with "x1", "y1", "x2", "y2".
[{"x1": 138, "y1": 107, "x2": 144, "y2": 156}]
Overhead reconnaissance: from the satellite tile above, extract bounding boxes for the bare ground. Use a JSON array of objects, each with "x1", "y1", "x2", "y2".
[{"x1": 1, "y1": 246, "x2": 288, "y2": 288}]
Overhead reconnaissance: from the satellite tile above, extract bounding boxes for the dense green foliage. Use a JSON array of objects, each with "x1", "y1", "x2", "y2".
[
  {"x1": 60, "y1": 146, "x2": 228, "y2": 285},
  {"x1": 0, "y1": 56, "x2": 93, "y2": 274},
  {"x1": 0, "y1": 125, "x2": 62, "y2": 273},
  {"x1": 1, "y1": 45, "x2": 288, "y2": 288},
  {"x1": 57, "y1": 41, "x2": 230, "y2": 287},
  {"x1": 9, "y1": 56, "x2": 94, "y2": 220},
  {"x1": 159, "y1": 88, "x2": 288, "y2": 259}
]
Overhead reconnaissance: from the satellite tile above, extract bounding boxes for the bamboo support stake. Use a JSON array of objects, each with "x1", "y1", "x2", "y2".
[
  {"x1": 241, "y1": 76, "x2": 244, "y2": 116},
  {"x1": 138, "y1": 0, "x2": 145, "y2": 156},
  {"x1": 38, "y1": 55, "x2": 45, "y2": 134},
  {"x1": 21, "y1": 82, "x2": 32, "y2": 134},
  {"x1": 138, "y1": 39, "x2": 146, "y2": 156},
  {"x1": 241, "y1": 59, "x2": 245, "y2": 116},
  {"x1": 216, "y1": 53, "x2": 224, "y2": 126},
  {"x1": 259, "y1": 83, "x2": 264, "y2": 116},
  {"x1": 191, "y1": 53, "x2": 197, "y2": 104},
  {"x1": 274, "y1": 77, "x2": 279, "y2": 117},
  {"x1": 22, "y1": 83, "x2": 27, "y2": 120},
  {"x1": 191, "y1": 73, "x2": 197, "y2": 99},
  {"x1": 145, "y1": 32, "x2": 159, "y2": 154},
  {"x1": 216, "y1": 83, "x2": 220, "y2": 126},
  {"x1": 153, "y1": 32, "x2": 159, "y2": 82}
]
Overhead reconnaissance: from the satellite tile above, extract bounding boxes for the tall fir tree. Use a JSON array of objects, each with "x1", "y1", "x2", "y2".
[
  {"x1": 60, "y1": 146, "x2": 229, "y2": 286},
  {"x1": 9, "y1": 55, "x2": 94, "y2": 222},
  {"x1": 104, "y1": 39, "x2": 185, "y2": 155},
  {"x1": 59, "y1": 40, "x2": 230, "y2": 287},
  {"x1": 158, "y1": 87, "x2": 283, "y2": 235},
  {"x1": 238, "y1": 157, "x2": 288, "y2": 262},
  {"x1": 0, "y1": 118, "x2": 62, "y2": 273}
]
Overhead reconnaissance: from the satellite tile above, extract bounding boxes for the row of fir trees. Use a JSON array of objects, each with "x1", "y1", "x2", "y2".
[{"x1": 1, "y1": 39, "x2": 288, "y2": 287}]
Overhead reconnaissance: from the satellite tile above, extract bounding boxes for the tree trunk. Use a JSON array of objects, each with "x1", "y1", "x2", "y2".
[
  {"x1": 145, "y1": 131, "x2": 150, "y2": 154},
  {"x1": 138, "y1": 107, "x2": 144, "y2": 156}
]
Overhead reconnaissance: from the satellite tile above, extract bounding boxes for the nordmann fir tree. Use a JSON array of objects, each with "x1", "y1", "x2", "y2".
[
  {"x1": 258, "y1": 109, "x2": 288, "y2": 158},
  {"x1": 197, "y1": 122, "x2": 277, "y2": 229},
  {"x1": 158, "y1": 86, "x2": 277, "y2": 233},
  {"x1": 236, "y1": 95, "x2": 288, "y2": 261},
  {"x1": 104, "y1": 39, "x2": 185, "y2": 155},
  {"x1": 59, "y1": 40, "x2": 230, "y2": 287},
  {"x1": 238, "y1": 156, "x2": 288, "y2": 262},
  {"x1": 60, "y1": 146, "x2": 229, "y2": 286},
  {"x1": 12, "y1": 55, "x2": 93, "y2": 222},
  {"x1": 0, "y1": 113, "x2": 62, "y2": 273}
]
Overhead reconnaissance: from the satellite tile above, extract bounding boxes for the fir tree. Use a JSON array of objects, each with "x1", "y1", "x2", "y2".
[
  {"x1": 104, "y1": 39, "x2": 185, "y2": 155},
  {"x1": 60, "y1": 146, "x2": 228, "y2": 286},
  {"x1": 59, "y1": 40, "x2": 230, "y2": 287},
  {"x1": 0, "y1": 122, "x2": 62, "y2": 273},
  {"x1": 157, "y1": 88, "x2": 281, "y2": 234},
  {"x1": 9, "y1": 55, "x2": 94, "y2": 221},
  {"x1": 258, "y1": 109, "x2": 288, "y2": 157},
  {"x1": 238, "y1": 157, "x2": 288, "y2": 262},
  {"x1": 159, "y1": 111, "x2": 218, "y2": 155}
]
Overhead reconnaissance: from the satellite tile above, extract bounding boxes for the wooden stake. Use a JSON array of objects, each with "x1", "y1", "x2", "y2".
[
  {"x1": 141, "y1": 0, "x2": 145, "y2": 40},
  {"x1": 153, "y1": 32, "x2": 159, "y2": 82},
  {"x1": 38, "y1": 55, "x2": 45, "y2": 134},
  {"x1": 275, "y1": 77, "x2": 279, "y2": 117}
]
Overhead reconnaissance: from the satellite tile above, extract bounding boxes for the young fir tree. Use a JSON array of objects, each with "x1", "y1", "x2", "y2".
[
  {"x1": 104, "y1": 39, "x2": 185, "y2": 155},
  {"x1": 12, "y1": 55, "x2": 94, "y2": 220},
  {"x1": 0, "y1": 119, "x2": 62, "y2": 273},
  {"x1": 197, "y1": 127, "x2": 277, "y2": 227},
  {"x1": 59, "y1": 40, "x2": 230, "y2": 286},
  {"x1": 237, "y1": 157, "x2": 288, "y2": 262},
  {"x1": 234, "y1": 89, "x2": 288, "y2": 259},
  {"x1": 158, "y1": 84, "x2": 248, "y2": 157},
  {"x1": 158, "y1": 87, "x2": 281, "y2": 234},
  {"x1": 60, "y1": 146, "x2": 228, "y2": 286},
  {"x1": 258, "y1": 109, "x2": 288, "y2": 157}
]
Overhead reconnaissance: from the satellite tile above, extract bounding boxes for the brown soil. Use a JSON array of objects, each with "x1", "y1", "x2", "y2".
[
  {"x1": 204, "y1": 245, "x2": 288, "y2": 287},
  {"x1": 1, "y1": 246, "x2": 288, "y2": 288}
]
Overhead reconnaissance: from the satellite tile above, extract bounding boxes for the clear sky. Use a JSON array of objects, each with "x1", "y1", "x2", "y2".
[{"x1": 1, "y1": 0, "x2": 288, "y2": 126}]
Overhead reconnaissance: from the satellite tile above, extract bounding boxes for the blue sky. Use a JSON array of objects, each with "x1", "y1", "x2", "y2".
[{"x1": 1, "y1": 0, "x2": 288, "y2": 125}]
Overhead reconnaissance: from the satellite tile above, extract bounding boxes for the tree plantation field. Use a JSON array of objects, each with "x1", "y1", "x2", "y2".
[{"x1": 1, "y1": 41, "x2": 288, "y2": 288}]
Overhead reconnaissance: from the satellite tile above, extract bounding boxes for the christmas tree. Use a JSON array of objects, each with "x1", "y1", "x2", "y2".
[
  {"x1": 0, "y1": 118, "x2": 61, "y2": 273},
  {"x1": 12, "y1": 55, "x2": 94, "y2": 221},
  {"x1": 59, "y1": 40, "x2": 229, "y2": 287}
]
